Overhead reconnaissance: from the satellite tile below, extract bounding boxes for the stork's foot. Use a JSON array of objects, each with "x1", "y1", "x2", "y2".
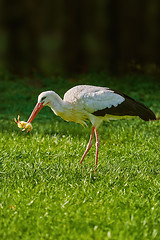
[{"x1": 90, "y1": 169, "x2": 97, "y2": 180}]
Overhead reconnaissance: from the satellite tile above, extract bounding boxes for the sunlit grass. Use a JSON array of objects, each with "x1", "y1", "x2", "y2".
[{"x1": 0, "y1": 73, "x2": 160, "y2": 240}]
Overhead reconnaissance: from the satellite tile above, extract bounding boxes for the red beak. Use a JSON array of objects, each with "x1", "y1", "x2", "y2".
[{"x1": 27, "y1": 102, "x2": 44, "y2": 123}]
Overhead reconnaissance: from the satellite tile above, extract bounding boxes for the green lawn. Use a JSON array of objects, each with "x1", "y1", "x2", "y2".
[{"x1": 0, "y1": 73, "x2": 160, "y2": 240}]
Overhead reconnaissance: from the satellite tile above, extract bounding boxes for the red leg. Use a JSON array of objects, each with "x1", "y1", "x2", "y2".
[
  {"x1": 80, "y1": 126, "x2": 95, "y2": 164},
  {"x1": 94, "y1": 128, "x2": 100, "y2": 172}
]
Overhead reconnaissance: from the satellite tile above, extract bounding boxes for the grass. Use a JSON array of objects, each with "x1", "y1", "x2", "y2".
[{"x1": 0, "y1": 72, "x2": 160, "y2": 239}]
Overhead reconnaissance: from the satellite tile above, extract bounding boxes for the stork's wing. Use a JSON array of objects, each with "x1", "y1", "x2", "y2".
[{"x1": 64, "y1": 85, "x2": 125, "y2": 112}]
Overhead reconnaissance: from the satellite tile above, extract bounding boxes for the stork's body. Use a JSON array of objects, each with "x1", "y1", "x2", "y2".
[{"x1": 27, "y1": 85, "x2": 156, "y2": 171}]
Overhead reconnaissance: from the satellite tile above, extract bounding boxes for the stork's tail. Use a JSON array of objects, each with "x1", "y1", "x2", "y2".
[
  {"x1": 136, "y1": 103, "x2": 156, "y2": 121},
  {"x1": 123, "y1": 93, "x2": 156, "y2": 121}
]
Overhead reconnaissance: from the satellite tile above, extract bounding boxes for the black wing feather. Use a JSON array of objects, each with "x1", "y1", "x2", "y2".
[{"x1": 92, "y1": 90, "x2": 156, "y2": 121}]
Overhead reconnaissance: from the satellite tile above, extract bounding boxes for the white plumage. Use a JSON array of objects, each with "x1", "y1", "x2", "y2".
[
  {"x1": 64, "y1": 85, "x2": 125, "y2": 112},
  {"x1": 27, "y1": 85, "x2": 156, "y2": 171}
]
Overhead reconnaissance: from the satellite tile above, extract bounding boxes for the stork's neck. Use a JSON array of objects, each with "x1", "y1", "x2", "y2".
[
  {"x1": 48, "y1": 93, "x2": 72, "y2": 118},
  {"x1": 47, "y1": 91, "x2": 88, "y2": 125}
]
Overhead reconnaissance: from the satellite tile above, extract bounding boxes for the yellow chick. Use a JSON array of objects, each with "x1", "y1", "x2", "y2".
[{"x1": 14, "y1": 115, "x2": 32, "y2": 132}]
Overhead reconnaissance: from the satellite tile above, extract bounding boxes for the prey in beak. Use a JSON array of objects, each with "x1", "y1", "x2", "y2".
[{"x1": 15, "y1": 115, "x2": 33, "y2": 132}]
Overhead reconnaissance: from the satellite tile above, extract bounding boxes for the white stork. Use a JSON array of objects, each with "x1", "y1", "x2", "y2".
[{"x1": 27, "y1": 85, "x2": 156, "y2": 171}]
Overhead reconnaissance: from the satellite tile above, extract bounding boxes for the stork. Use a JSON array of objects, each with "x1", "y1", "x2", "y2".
[{"x1": 27, "y1": 85, "x2": 156, "y2": 171}]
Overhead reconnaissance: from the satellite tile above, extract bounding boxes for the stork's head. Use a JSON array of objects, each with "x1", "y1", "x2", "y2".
[
  {"x1": 27, "y1": 91, "x2": 55, "y2": 123},
  {"x1": 38, "y1": 91, "x2": 55, "y2": 106}
]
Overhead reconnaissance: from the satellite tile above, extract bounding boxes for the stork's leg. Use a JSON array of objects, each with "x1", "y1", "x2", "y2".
[
  {"x1": 80, "y1": 126, "x2": 95, "y2": 164},
  {"x1": 94, "y1": 128, "x2": 100, "y2": 171}
]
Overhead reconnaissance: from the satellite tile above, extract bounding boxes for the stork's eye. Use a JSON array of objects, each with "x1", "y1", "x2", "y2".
[{"x1": 41, "y1": 96, "x2": 46, "y2": 101}]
